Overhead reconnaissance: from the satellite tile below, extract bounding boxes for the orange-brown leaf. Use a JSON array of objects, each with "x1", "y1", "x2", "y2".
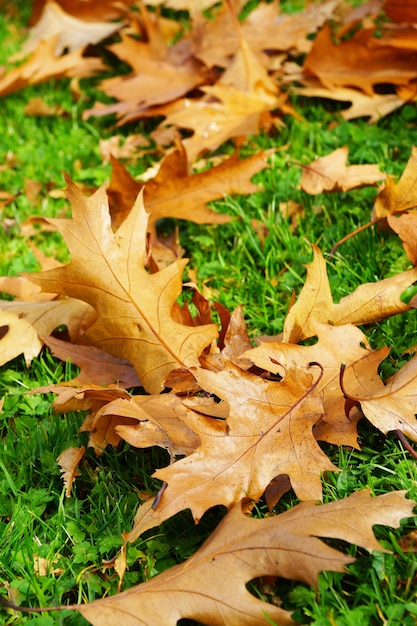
[
  {"x1": 373, "y1": 146, "x2": 417, "y2": 219},
  {"x1": 75, "y1": 490, "x2": 413, "y2": 626},
  {"x1": 56, "y1": 445, "x2": 85, "y2": 497},
  {"x1": 300, "y1": 147, "x2": 384, "y2": 194},
  {"x1": 27, "y1": 178, "x2": 218, "y2": 393}
]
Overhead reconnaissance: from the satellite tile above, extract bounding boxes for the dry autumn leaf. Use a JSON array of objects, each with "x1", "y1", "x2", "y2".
[
  {"x1": 27, "y1": 178, "x2": 218, "y2": 393},
  {"x1": 43, "y1": 336, "x2": 141, "y2": 388},
  {"x1": 245, "y1": 322, "x2": 371, "y2": 447},
  {"x1": 373, "y1": 146, "x2": 417, "y2": 219},
  {"x1": 71, "y1": 490, "x2": 413, "y2": 626},
  {"x1": 0, "y1": 310, "x2": 43, "y2": 366},
  {"x1": 300, "y1": 146, "x2": 384, "y2": 194},
  {"x1": 143, "y1": 360, "x2": 334, "y2": 531},
  {"x1": 283, "y1": 245, "x2": 417, "y2": 343},
  {"x1": 303, "y1": 24, "x2": 417, "y2": 96},
  {"x1": 291, "y1": 83, "x2": 406, "y2": 123},
  {"x1": 388, "y1": 211, "x2": 417, "y2": 264},
  {"x1": 107, "y1": 143, "x2": 270, "y2": 233},
  {"x1": 342, "y1": 348, "x2": 417, "y2": 442},
  {"x1": 56, "y1": 445, "x2": 86, "y2": 496},
  {"x1": 0, "y1": 37, "x2": 106, "y2": 98},
  {"x1": 22, "y1": 0, "x2": 123, "y2": 56}
]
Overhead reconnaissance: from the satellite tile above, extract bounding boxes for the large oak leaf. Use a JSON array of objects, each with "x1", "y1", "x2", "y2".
[
  {"x1": 74, "y1": 490, "x2": 413, "y2": 626},
  {"x1": 245, "y1": 322, "x2": 372, "y2": 447},
  {"x1": 145, "y1": 361, "x2": 335, "y2": 529},
  {"x1": 27, "y1": 178, "x2": 218, "y2": 393}
]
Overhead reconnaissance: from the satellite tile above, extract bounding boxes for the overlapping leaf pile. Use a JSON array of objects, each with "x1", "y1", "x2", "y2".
[
  {"x1": 1, "y1": 1, "x2": 417, "y2": 624},
  {"x1": 2, "y1": 0, "x2": 417, "y2": 165}
]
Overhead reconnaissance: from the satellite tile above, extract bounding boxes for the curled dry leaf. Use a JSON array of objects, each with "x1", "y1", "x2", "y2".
[
  {"x1": 291, "y1": 83, "x2": 406, "y2": 123},
  {"x1": 27, "y1": 178, "x2": 218, "y2": 393},
  {"x1": 22, "y1": 0, "x2": 123, "y2": 56},
  {"x1": 0, "y1": 37, "x2": 106, "y2": 98},
  {"x1": 56, "y1": 446, "x2": 86, "y2": 497},
  {"x1": 300, "y1": 146, "x2": 384, "y2": 194},
  {"x1": 304, "y1": 24, "x2": 417, "y2": 96},
  {"x1": 373, "y1": 146, "x2": 417, "y2": 219},
  {"x1": 74, "y1": 490, "x2": 414, "y2": 626},
  {"x1": 388, "y1": 211, "x2": 417, "y2": 265},
  {"x1": 107, "y1": 143, "x2": 270, "y2": 233},
  {"x1": 43, "y1": 336, "x2": 141, "y2": 388}
]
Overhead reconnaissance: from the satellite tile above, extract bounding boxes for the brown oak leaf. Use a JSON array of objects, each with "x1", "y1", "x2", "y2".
[
  {"x1": 300, "y1": 146, "x2": 384, "y2": 194},
  {"x1": 27, "y1": 178, "x2": 218, "y2": 393},
  {"x1": 73, "y1": 490, "x2": 413, "y2": 626},
  {"x1": 342, "y1": 349, "x2": 417, "y2": 441},
  {"x1": 142, "y1": 360, "x2": 335, "y2": 530},
  {"x1": 303, "y1": 24, "x2": 417, "y2": 96},
  {"x1": 245, "y1": 322, "x2": 373, "y2": 447}
]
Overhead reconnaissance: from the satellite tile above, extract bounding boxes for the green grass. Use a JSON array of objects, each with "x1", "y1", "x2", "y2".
[{"x1": 1, "y1": 3, "x2": 417, "y2": 625}]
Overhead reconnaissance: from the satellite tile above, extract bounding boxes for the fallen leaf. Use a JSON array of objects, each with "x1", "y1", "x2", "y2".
[
  {"x1": 384, "y1": 0, "x2": 417, "y2": 23},
  {"x1": 29, "y1": 0, "x2": 134, "y2": 23},
  {"x1": 245, "y1": 322, "x2": 371, "y2": 447},
  {"x1": 22, "y1": 0, "x2": 123, "y2": 56},
  {"x1": 107, "y1": 144, "x2": 270, "y2": 234},
  {"x1": 303, "y1": 24, "x2": 417, "y2": 96},
  {"x1": 342, "y1": 349, "x2": 417, "y2": 442},
  {"x1": 147, "y1": 361, "x2": 334, "y2": 528},
  {"x1": 0, "y1": 37, "x2": 107, "y2": 98},
  {"x1": 0, "y1": 310, "x2": 43, "y2": 366},
  {"x1": 43, "y1": 335, "x2": 141, "y2": 388},
  {"x1": 24, "y1": 96, "x2": 67, "y2": 117},
  {"x1": 74, "y1": 490, "x2": 413, "y2": 626},
  {"x1": 300, "y1": 146, "x2": 384, "y2": 194},
  {"x1": 291, "y1": 83, "x2": 406, "y2": 123},
  {"x1": 388, "y1": 211, "x2": 417, "y2": 264},
  {"x1": 56, "y1": 445, "x2": 86, "y2": 496},
  {"x1": 28, "y1": 178, "x2": 218, "y2": 393},
  {"x1": 282, "y1": 245, "x2": 417, "y2": 343},
  {"x1": 373, "y1": 146, "x2": 417, "y2": 219}
]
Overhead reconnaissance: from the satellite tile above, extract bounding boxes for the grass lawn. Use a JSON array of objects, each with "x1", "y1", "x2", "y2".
[{"x1": 1, "y1": 2, "x2": 417, "y2": 625}]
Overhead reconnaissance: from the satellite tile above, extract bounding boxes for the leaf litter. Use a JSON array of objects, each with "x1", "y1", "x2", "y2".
[{"x1": 1, "y1": 0, "x2": 417, "y2": 624}]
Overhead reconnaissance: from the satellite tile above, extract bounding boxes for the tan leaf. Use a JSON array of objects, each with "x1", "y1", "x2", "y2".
[
  {"x1": 107, "y1": 144, "x2": 270, "y2": 233},
  {"x1": 56, "y1": 446, "x2": 86, "y2": 497},
  {"x1": 283, "y1": 245, "x2": 417, "y2": 343},
  {"x1": 160, "y1": 85, "x2": 279, "y2": 164},
  {"x1": 292, "y1": 83, "x2": 406, "y2": 123},
  {"x1": 0, "y1": 37, "x2": 106, "y2": 98},
  {"x1": 342, "y1": 350, "x2": 417, "y2": 441},
  {"x1": 27, "y1": 178, "x2": 218, "y2": 393},
  {"x1": 43, "y1": 336, "x2": 141, "y2": 388},
  {"x1": 374, "y1": 146, "x2": 417, "y2": 219},
  {"x1": 0, "y1": 298, "x2": 96, "y2": 343},
  {"x1": 96, "y1": 393, "x2": 200, "y2": 457},
  {"x1": 245, "y1": 322, "x2": 372, "y2": 447},
  {"x1": 146, "y1": 361, "x2": 334, "y2": 529},
  {"x1": 22, "y1": 0, "x2": 123, "y2": 56},
  {"x1": 0, "y1": 310, "x2": 43, "y2": 366},
  {"x1": 388, "y1": 211, "x2": 417, "y2": 264},
  {"x1": 300, "y1": 147, "x2": 384, "y2": 194},
  {"x1": 304, "y1": 24, "x2": 417, "y2": 96},
  {"x1": 75, "y1": 491, "x2": 414, "y2": 626}
]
